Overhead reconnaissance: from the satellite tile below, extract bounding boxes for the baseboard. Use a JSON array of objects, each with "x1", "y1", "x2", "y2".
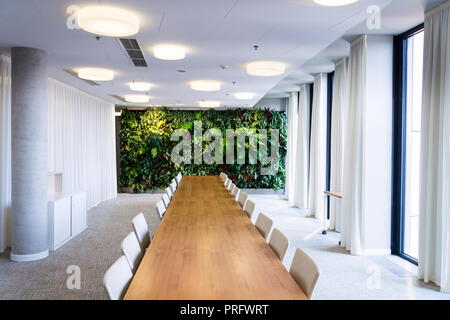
[
  {"x1": 242, "y1": 189, "x2": 285, "y2": 195},
  {"x1": 10, "y1": 249, "x2": 49, "y2": 262}
]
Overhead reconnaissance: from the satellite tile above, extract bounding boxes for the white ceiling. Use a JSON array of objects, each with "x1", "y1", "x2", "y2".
[
  {"x1": 265, "y1": 0, "x2": 448, "y2": 98},
  {"x1": 0, "y1": 0, "x2": 440, "y2": 108}
]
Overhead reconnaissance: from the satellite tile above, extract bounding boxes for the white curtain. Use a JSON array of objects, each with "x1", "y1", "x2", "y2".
[
  {"x1": 292, "y1": 84, "x2": 310, "y2": 209},
  {"x1": 48, "y1": 78, "x2": 117, "y2": 209},
  {"x1": 340, "y1": 36, "x2": 367, "y2": 255},
  {"x1": 329, "y1": 59, "x2": 348, "y2": 231},
  {"x1": 419, "y1": 2, "x2": 450, "y2": 293},
  {"x1": 308, "y1": 73, "x2": 327, "y2": 219},
  {"x1": 0, "y1": 54, "x2": 11, "y2": 252},
  {"x1": 285, "y1": 92, "x2": 298, "y2": 201}
]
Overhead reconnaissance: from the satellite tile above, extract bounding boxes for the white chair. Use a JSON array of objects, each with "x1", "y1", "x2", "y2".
[
  {"x1": 170, "y1": 180, "x2": 177, "y2": 194},
  {"x1": 103, "y1": 255, "x2": 133, "y2": 300},
  {"x1": 176, "y1": 172, "x2": 182, "y2": 184},
  {"x1": 237, "y1": 191, "x2": 248, "y2": 208},
  {"x1": 268, "y1": 228, "x2": 289, "y2": 261},
  {"x1": 155, "y1": 200, "x2": 166, "y2": 219},
  {"x1": 120, "y1": 232, "x2": 143, "y2": 273},
  {"x1": 224, "y1": 178, "x2": 232, "y2": 190},
  {"x1": 255, "y1": 213, "x2": 273, "y2": 240},
  {"x1": 289, "y1": 248, "x2": 320, "y2": 299},
  {"x1": 232, "y1": 186, "x2": 240, "y2": 200},
  {"x1": 229, "y1": 183, "x2": 236, "y2": 194},
  {"x1": 219, "y1": 172, "x2": 225, "y2": 179},
  {"x1": 222, "y1": 174, "x2": 228, "y2": 183},
  {"x1": 165, "y1": 186, "x2": 173, "y2": 199},
  {"x1": 131, "y1": 213, "x2": 151, "y2": 250},
  {"x1": 243, "y1": 199, "x2": 256, "y2": 219},
  {"x1": 162, "y1": 193, "x2": 170, "y2": 208}
]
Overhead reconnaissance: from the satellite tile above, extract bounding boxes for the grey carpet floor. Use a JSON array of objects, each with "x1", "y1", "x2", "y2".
[
  {"x1": 0, "y1": 193, "x2": 449, "y2": 300},
  {"x1": 0, "y1": 193, "x2": 162, "y2": 300}
]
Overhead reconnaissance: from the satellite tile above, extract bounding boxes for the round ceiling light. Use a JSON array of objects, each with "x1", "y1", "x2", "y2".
[
  {"x1": 125, "y1": 94, "x2": 150, "y2": 103},
  {"x1": 313, "y1": 0, "x2": 360, "y2": 6},
  {"x1": 246, "y1": 61, "x2": 285, "y2": 77},
  {"x1": 77, "y1": 67, "x2": 114, "y2": 81},
  {"x1": 190, "y1": 80, "x2": 221, "y2": 91},
  {"x1": 129, "y1": 82, "x2": 151, "y2": 91},
  {"x1": 77, "y1": 6, "x2": 139, "y2": 37},
  {"x1": 198, "y1": 101, "x2": 221, "y2": 108},
  {"x1": 234, "y1": 92, "x2": 254, "y2": 100},
  {"x1": 153, "y1": 45, "x2": 186, "y2": 60}
]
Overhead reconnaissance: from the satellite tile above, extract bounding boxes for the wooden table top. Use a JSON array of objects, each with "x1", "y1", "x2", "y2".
[
  {"x1": 324, "y1": 191, "x2": 342, "y2": 199},
  {"x1": 124, "y1": 176, "x2": 307, "y2": 300}
]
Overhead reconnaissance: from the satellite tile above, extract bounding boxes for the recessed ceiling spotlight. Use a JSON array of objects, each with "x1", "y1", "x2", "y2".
[
  {"x1": 153, "y1": 45, "x2": 186, "y2": 60},
  {"x1": 198, "y1": 101, "x2": 221, "y2": 108},
  {"x1": 125, "y1": 94, "x2": 150, "y2": 103},
  {"x1": 77, "y1": 67, "x2": 114, "y2": 81},
  {"x1": 77, "y1": 6, "x2": 140, "y2": 37},
  {"x1": 246, "y1": 61, "x2": 285, "y2": 77},
  {"x1": 234, "y1": 92, "x2": 254, "y2": 100},
  {"x1": 313, "y1": 0, "x2": 360, "y2": 6},
  {"x1": 190, "y1": 80, "x2": 221, "y2": 92},
  {"x1": 129, "y1": 82, "x2": 151, "y2": 91}
]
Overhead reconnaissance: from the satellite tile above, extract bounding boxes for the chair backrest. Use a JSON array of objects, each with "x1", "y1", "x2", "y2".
[
  {"x1": 225, "y1": 178, "x2": 232, "y2": 189},
  {"x1": 131, "y1": 213, "x2": 150, "y2": 249},
  {"x1": 156, "y1": 200, "x2": 166, "y2": 219},
  {"x1": 165, "y1": 186, "x2": 173, "y2": 199},
  {"x1": 237, "y1": 191, "x2": 248, "y2": 208},
  {"x1": 268, "y1": 228, "x2": 289, "y2": 261},
  {"x1": 221, "y1": 173, "x2": 227, "y2": 182},
  {"x1": 176, "y1": 172, "x2": 182, "y2": 184},
  {"x1": 289, "y1": 248, "x2": 320, "y2": 299},
  {"x1": 170, "y1": 180, "x2": 177, "y2": 193},
  {"x1": 220, "y1": 172, "x2": 224, "y2": 179},
  {"x1": 255, "y1": 213, "x2": 273, "y2": 240},
  {"x1": 232, "y1": 186, "x2": 240, "y2": 200},
  {"x1": 103, "y1": 255, "x2": 133, "y2": 300},
  {"x1": 243, "y1": 199, "x2": 256, "y2": 219},
  {"x1": 120, "y1": 232, "x2": 143, "y2": 273},
  {"x1": 229, "y1": 183, "x2": 236, "y2": 193},
  {"x1": 162, "y1": 193, "x2": 170, "y2": 208}
]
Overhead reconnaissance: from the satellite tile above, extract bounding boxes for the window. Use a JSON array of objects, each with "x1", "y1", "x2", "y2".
[{"x1": 392, "y1": 25, "x2": 424, "y2": 264}]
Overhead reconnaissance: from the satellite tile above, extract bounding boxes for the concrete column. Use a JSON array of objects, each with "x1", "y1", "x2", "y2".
[{"x1": 10, "y1": 47, "x2": 48, "y2": 262}]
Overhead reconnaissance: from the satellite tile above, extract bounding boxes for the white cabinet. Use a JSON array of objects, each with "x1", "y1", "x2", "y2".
[
  {"x1": 71, "y1": 192, "x2": 87, "y2": 236},
  {"x1": 48, "y1": 192, "x2": 87, "y2": 251},
  {"x1": 48, "y1": 194, "x2": 72, "y2": 250}
]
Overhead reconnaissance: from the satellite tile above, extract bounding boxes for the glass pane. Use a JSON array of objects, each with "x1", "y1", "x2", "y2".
[{"x1": 403, "y1": 31, "x2": 424, "y2": 260}]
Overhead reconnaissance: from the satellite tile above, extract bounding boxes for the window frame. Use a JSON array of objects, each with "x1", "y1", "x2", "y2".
[{"x1": 392, "y1": 23, "x2": 424, "y2": 265}]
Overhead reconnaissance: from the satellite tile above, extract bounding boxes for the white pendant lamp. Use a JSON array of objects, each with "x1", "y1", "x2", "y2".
[
  {"x1": 190, "y1": 80, "x2": 221, "y2": 92},
  {"x1": 314, "y1": 0, "x2": 360, "y2": 6},
  {"x1": 77, "y1": 6, "x2": 140, "y2": 37},
  {"x1": 129, "y1": 82, "x2": 151, "y2": 92},
  {"x1": 125, "y1": 94, "x2": 150, "y2": 103},
  {"x1": 153, "y1": 45, "x2": 186, "y2": 60},
  {"x1": 198, "y1": 101, "x2": 221, "y2": 108},
  {"x1": 77, "y1": 67, "x2": 114, "y2": 81},
  {"x1": 246, "y1": 61, "x2": 285, "y2": 77},
  {"x1": 234, "y1": 92, "x2": 254, "y2": 100}
]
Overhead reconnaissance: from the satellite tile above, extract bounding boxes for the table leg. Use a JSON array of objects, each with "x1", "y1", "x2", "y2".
[{"x1": 322, "y1": 194, "x2": 327, "y2": 235}]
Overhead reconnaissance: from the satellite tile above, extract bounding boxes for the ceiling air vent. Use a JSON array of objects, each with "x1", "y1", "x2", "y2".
[{"x1": 118, "y1": 38, "x2": 148, "y2": 67}]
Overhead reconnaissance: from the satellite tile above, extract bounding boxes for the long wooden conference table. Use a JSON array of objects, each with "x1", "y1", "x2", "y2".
[{"x1": 124, "y1": 176, "x2": 307, "y2": 300}]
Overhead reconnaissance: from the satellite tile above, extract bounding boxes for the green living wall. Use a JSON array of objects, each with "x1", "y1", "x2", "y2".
[{"x1": 119, "y1": 108, "x2": 287, "y2": 192}]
